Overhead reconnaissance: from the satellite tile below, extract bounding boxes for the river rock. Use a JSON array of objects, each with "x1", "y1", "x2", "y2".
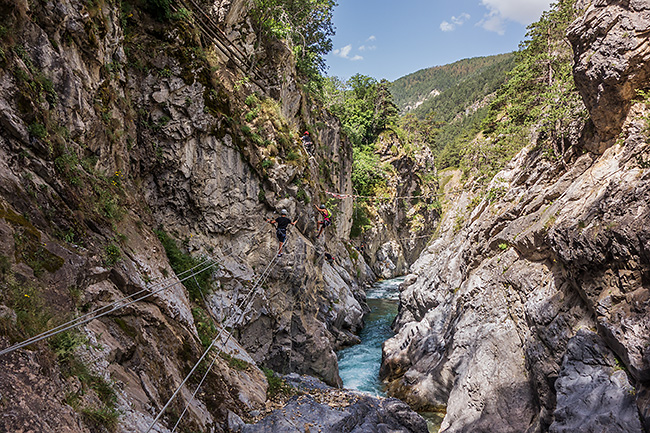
[
  {"x1": 240, "y1": 373, "x2": 428, "y2": 433},
  {"x1": 242, "y1": 394, "x2": 428, "y2": 433}
]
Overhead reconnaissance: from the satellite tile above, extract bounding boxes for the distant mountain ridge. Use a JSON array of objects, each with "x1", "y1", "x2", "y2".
[
  {"x1": 388, "y1": 53, "x2": 516, "y2": 168},
  {"x1": 389, "y1": 53, "x2": 515, "y2": 120}
]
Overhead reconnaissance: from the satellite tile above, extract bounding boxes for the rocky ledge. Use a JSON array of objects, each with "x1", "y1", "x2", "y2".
[{"x1": 229, "y1": 373, "x2": 429, "y2": 433}]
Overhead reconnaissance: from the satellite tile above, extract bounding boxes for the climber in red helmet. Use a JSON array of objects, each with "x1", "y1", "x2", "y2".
[{"x1": 301, "y1": 130, "x2": 314, "y2": 157}]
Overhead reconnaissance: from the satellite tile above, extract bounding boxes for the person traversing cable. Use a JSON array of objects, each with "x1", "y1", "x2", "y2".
[
  {"x1": 314, "y1": 204, "x2": 331, "y2": 238},
  {"x1": 267, "y1": 209, "x2": 297, "y2": 257},
  {"x1": 301, "y1": 130, "x2": 314, "y2": 157}
]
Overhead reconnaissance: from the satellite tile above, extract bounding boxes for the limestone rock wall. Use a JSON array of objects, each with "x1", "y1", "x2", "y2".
[
  {"x1": 382, "y1": 1, "x2": 650, "y2": 432},
  {"x1": 359, "y1": 131, "x2": 439, "y2": 278},
  {"x1": 0, "y1": 0, "x2": 368, "y2": 431},
  {"x1": 568, "y1": 0, "x2": 650, "y2": 143}
]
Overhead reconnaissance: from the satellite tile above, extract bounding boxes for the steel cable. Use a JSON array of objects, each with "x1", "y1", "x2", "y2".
[
  {"x1": 0, "y1": 260, "x2": 221, "y2": 356},
  {"x1": 0, "y1": 247, "x2": 238, "y2": 357},
  {"x1": 146, "y1": 250, "x2": 280, "y2": 433}
]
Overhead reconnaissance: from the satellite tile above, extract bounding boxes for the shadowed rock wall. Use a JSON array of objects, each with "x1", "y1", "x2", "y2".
[{"x1": 0, "y1": 0, "x2": 373, "y2": 431}]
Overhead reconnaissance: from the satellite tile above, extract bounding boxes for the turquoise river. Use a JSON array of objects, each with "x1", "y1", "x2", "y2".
[{"x1": 337, "y1": 277, "x2": 443, "y2": 432}]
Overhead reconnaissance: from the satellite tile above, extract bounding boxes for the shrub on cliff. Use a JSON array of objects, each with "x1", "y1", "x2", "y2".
[
  {"x1": 250, "y1": 0, "x2": 336, "y2": 86},
  {"x1": 154, "y1": 229, "x2": 212, "y2": 302}
]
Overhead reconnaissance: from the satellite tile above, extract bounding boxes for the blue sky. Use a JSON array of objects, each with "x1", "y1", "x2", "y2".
[{"x1": 325, "y1": 0, "x2": 554, "y2": 82}]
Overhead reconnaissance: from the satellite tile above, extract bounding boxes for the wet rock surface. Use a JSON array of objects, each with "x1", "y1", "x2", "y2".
[{"x1": 240, "y1": 395, "x2": 428, "y2": 433}]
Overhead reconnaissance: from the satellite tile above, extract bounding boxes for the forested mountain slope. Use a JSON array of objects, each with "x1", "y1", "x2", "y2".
[
  {"x1": 389, "y1": 53, "x2": 516, "y2": 169},
  {"x1": 389, "y1": 53, "x2": 515, "y2": 116}
]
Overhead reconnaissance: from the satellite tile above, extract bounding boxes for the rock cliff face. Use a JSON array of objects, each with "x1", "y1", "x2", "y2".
[
  {"x1": 0, "y1": 0, "x2": 376, "y2": 431},
  {"x1": 382, "y1": 1, "x2": 650, "y2": 432},
  {"x1": 568, "y1": 0, "x2": 650, "y2": 143},
  {"x1": 358, "y1": 131, "x2": 439, "y2": 278}
]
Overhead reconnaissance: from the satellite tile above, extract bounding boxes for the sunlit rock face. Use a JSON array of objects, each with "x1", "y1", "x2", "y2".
[
  {"x1": 362, "y1": 132, "x2": 439, "y2": 278},
  {"x1": 0, "y1": 0, "x2": 375, "y2": 431},
  {"x1": 568, "y1": 0, "x2": 650, "y2": 144}
]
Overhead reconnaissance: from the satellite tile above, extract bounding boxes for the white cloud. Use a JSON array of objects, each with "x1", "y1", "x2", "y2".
[
  {"x1": 367, "y1": 35, "x2": 376, "y2": 41},
  {"x1": 480, "y1": 0, "x2": 552, "y2": 26},
  {"x1": 440, "y1": 12, "x2": 470, "y2": 32},
  {"x1": 332, "y1": 44, "x2": 364, "y2": 61},
  {"x1": 452, "y1": 12, "x2": 470, "y2": 25},
  {"x1": 359, "y1": 45, "x2": 377, "y2": 51},
  {"x1": 478, "y1": 12, "x2": 505, "y2": 35},
  {"x1": 333, "y1": 44, "x2": 353, "y2": 58},
  {"x1": 440, "y1": 21, "x2": 455, "y2": 32}
]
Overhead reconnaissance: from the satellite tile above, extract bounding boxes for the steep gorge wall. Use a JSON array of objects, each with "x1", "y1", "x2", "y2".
[
  {"x1": 0, "y1": 0, "x2": 371, "y2": 431},
  {"x1": 382, "y1": 1, "x2": 650, "y2": 432},
  {"x1": 359, "y1": 131, "x2": 439, "y2": 278}
]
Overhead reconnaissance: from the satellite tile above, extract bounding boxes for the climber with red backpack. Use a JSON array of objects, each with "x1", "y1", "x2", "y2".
[
  {"x1": 314, "y1": 204, "x2": 331, "y2": 238},
  {"x1": 301, "y1": 130, "x2": 314, "y2": 157}
]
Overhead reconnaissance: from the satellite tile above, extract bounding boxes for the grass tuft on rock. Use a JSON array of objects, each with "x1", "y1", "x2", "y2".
[
  {"x1": 154, "y1": 228, "x2": 213, "y2": 301},
  {"x1": 262, "y1": 367, "x2": 294, "y2": 399}
]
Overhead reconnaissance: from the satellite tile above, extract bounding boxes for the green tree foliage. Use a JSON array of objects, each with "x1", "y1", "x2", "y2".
[
  {"x1": 325, "y1": 74, "x2": 398, "y2": 147},
  {"x1": 410, "y1": 56, "x2": 515, "y2": 123},
  {"x1": 144, "y1": 0, "x2": 172, "y2": 19},
  {"x1": 350, "y1": 203, "x2": 372, "y2": 238},
  {"x1": 374, "y1": 79, "x2": 399, "y2": 132},
  {"x1": 324, "y1": 74, "x2": 400, "y2": 195},
  {"x1": 434, "y1": 107, "x2": 488, "y2": 169},
  {"x1": 470, "y1": 0, "x2": 586, "y2": 182},
  {"x1": 351, "y1": 148, "x2": 385, "y2": 196},
  {"x1": 250, "y1": 0, "x2": 336, "y2": 84},
  {"x1": 398, "y1": 112, "x2": 440, "y2": 148}
]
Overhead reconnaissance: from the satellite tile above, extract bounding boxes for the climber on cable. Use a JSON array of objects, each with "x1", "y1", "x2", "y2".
[
  {"x1": 301, "y1": 130, "x2": 314, "y2": 157},
  {"x1": 314, "y1": 204, "x2": 331, "y2": 238},
  {"x1": 267, "y1": 209, "x2": 297, "y2": 257}
]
